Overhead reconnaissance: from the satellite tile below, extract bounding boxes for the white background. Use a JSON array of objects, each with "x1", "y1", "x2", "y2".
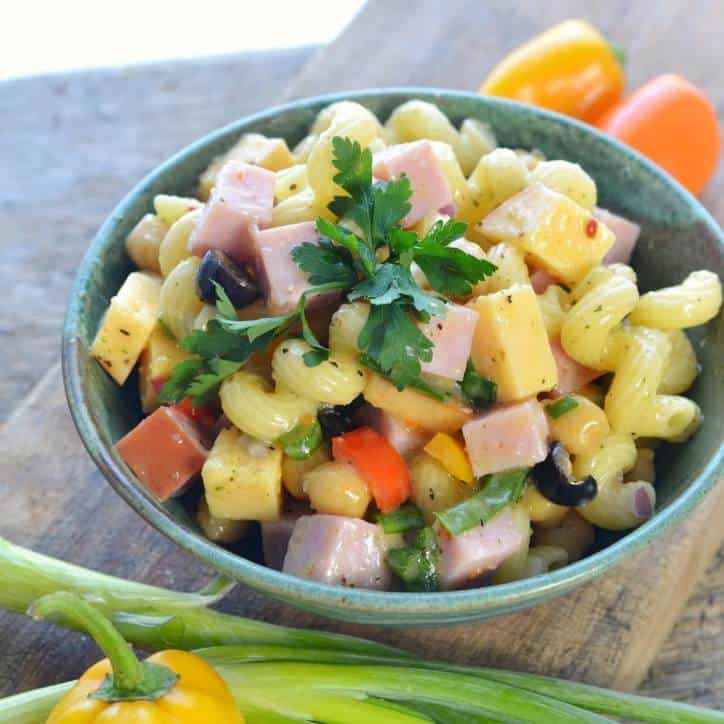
[{"x1": 0, "y1": 0, "x2": 364, "y2": 80}]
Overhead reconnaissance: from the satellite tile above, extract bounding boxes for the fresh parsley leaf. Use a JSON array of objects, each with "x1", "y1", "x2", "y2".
[
  {"x1": 158, "y1": 359, "x2": 204, "y2": 405},
  {"x1": 413, "y1": 220, "x2": 497, "y2": 296},
  {"x1": 387, "y1": 227, "x2": 418, "y2": 256},
  {"x1": 330, "y1": 136, "x2": 372, "y2": 195},
  {"x1": 212, "y1": 280, "x2": 238, "y2": 320},
  {"x1": 371, "y1": 176, "x2": 412, "y2": 246},
  {"x1": 216, "y1": 313, "x2": 294, "y2": 343},
  {"x1": 349, "y1": 264, "x2": 446, "y2": 318},
  {"x1": 358, "y1": 302, "x2": 435, "y2": 391},
  {"x1": 160, "y1": 134, "x2": 499, "y2": 406},
  {"x1": 185, "y1": 359, "x2": 244, "y2": 405},
  {"x1": 328, "y1": 138, "x2": 412, "y2": 252},
  {"x1": 312, "y1": 219, "x2": 375, "y2": 278}
]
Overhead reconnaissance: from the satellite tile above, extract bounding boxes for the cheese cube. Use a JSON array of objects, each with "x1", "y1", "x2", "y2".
[
  {"x1": 138, "y1": 325, "x2": 194, "y2": 413},
  {"x1": 91, "y1": 272, "x2": 162, "y2": 385},
  {"x1": 203, "y1": 428, "x2": 282, "y2": 521},
  {"x1": 478, "y1": 183, "x2": 615, "y2": 285},
  {"x1": 200, "y1": 133, "x2": 294, "y2": 199},
  {"x1": 468, "y1": 283, "x2": 558, "y2": 401}
]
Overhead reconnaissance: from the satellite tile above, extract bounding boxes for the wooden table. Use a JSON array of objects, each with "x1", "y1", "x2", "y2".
[{"x1": 1, "y1": 0, "x2": 721, "y2": 709}]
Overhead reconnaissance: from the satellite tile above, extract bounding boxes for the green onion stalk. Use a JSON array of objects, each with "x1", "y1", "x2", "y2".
[
  {"x1": 0, "y1": 536, "x2": 722, "y2": 724},
  {"x1": 0, "y1": 536, "x2": 397, "y2": 657}
]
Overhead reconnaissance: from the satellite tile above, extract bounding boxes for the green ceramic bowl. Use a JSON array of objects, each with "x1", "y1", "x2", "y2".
[{"x1": 63, "y1": 89, "x2": 723, "y2": 625}]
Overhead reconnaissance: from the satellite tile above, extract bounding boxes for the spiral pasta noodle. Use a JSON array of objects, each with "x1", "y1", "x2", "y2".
[
  {"x1": 158, "y1": 256, "x2": 205, "y2": 341},
  {"x1": 220, "y1": 370, "x2": 318, "y2": 443},
  {"x1": 271, "y1": 339, "x2": 367, "y2": 405},
  {"x1": 307, "y1": 101, "x2": 383, "y2": 206},
  {"x1": 561, "y1": 265, "x2": 639, "y2": 370},
  {"x1": 629, "y1": 270, "x2": 722, "y2": 330}
]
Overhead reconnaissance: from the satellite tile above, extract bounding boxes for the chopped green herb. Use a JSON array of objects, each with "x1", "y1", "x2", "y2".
[
  {"x1": 546, "y1": 396, "x2": 580, "y2": 419},
  {"x1": 277, "y1": 420, "x2": 324, "y2": 460},
  {"x1": 387, "y1": 527, "x2": 440, "y2": 592},
  {"x1": 461, "y1": 360, "x2": 497, "y2": 409},
  {"x1": 435, "y1": 468, "x2": 530, "y2": 536},
  {"x1": 162, "y1": 136, "x2": 496, "y2": 404},
  {"x1": 377, "y1": 503, "x2": 425, "y2": 534}
]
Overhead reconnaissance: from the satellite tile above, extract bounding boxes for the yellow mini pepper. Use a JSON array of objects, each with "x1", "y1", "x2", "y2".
[
  {"x1": 424, "y1": 433, "x2": 474, "y2": 485},
  {"x1": 480, "y1": 20, "x2": 624, "y2": 122},
  {"x1": 30, "y1": 592, "x2": 243, "y2": 724}
]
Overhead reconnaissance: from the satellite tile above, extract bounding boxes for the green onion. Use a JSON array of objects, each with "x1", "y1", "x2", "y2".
[
  {"x1": 376, "y1": 502, "x2": 425, "y2": 533},
  {"x1": 0, "y1": 682, "x2": 72, "y2": 724},
  {"x1": 0, "y1": 536, "x2": 400, "y2": 658},
  {"x1": 387, "y1": 527, "x2": 440, "y2": 592},
  {"x1": 0, "y1": 535, "x2": 721, "y2": 723},
  {"x1": 546, "y1": 396, "x2": 580, "y2": 419},
  {"x1": 436, "y1": 468, "x2": 529, "y2": 536},
  {"x1": 461, "y1": 360, "x2": 497, "y2": 409},
  {"x1": 276, "y1": 419, "x2": 323, "y2": 459}
]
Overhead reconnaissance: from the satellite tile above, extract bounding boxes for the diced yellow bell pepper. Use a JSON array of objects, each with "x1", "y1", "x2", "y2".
[{"x1": 424, "y1": 433, "x2": 474, "y2": 485}]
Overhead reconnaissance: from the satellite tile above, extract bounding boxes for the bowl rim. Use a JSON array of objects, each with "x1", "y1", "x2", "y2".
[{"x1": 62, "y1": 87, "x2": 724, "y2": 621}]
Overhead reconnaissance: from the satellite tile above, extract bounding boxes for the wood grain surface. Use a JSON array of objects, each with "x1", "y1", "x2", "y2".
[{"x1": 0, "y1": 0, "x2": 722, "y2": 709}]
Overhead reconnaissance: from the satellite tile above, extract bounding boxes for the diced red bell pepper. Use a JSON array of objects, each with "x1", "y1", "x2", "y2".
[
  {"x1": 332, "y1": 427, "x2": 411, "y2": 513},
  {"x1": 150, "y1": 375, "x2": 168, "y2": 394},
  {"x1": 173, "y1": 397, "x2": 218, "y2": 431}
]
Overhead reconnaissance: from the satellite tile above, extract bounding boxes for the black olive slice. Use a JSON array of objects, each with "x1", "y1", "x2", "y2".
[
  {"x1": 196, "y1": 250, "x2": 259, "y2": 309},
  {"x1": 533, "y1": 442, "x2": 598, "y2": 506},
  {"x1": 317, "y1": 396, "x2": 365, "y2": 439}
]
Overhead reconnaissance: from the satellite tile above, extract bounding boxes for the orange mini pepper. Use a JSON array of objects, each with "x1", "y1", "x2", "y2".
[
  {"x1": 31, "y1": 592, "x2": 243, "y2": 724},
  {"x1": 595, "y1": 74, "x2": 721, "y2": 195},
  {"x1": 481, "y1": 19, "x2": 624, "y2": 123}
]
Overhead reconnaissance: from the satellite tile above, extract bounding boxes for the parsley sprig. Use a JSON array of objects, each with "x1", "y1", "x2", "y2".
[{"x1": 160, "y1": 136, "x2": 496, "y2": 405}]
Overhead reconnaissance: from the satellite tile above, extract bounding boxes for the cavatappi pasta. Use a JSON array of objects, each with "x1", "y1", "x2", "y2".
[{"x1": 95, "y1": 98, "x2": 721, "y2": 593}]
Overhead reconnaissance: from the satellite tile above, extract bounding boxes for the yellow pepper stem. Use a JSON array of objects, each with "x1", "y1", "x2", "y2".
[{"x1": 28, "y1": 592, "x2": 172, "y2": 698}]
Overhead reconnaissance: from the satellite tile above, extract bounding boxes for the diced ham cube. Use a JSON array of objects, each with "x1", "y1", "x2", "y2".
[
  {"x1": 262, "y1": 512, "x2": 303, "y2": 570},
  {"x1": 595, "y1": 207, "x2": 641, "y2": 265},
  {"x1": 437, "y1": 508, "x2": 524, "y2": 589},
  {"x1": 283, "y1": 515, "x2": 391, "y2": 590},
  {"x1": 252, "y1": 221, "x2": 321, "y2": 314},
  {"x1": 116, "y1": 407, "x2": 209, "y2": 501},
  {"x1": 530, "y1": 268, "x2": 559, "y2": 294},
  {"x1": 550, "y1": 337, "x2": 601, "y2": 396},
  {"x1": 420, "y1": 303, "x2": 479, "y2": 381},
  {"x1": 462, "y1": 399, "x2": 549, "y2": 478},
  {"x1": 373, "y1": 141, "x2": 454, "y2": 227},
  {"x1": 360, "y1": 408, "x2": 431, "y2": 458},
  {"x1": 189, "y1": 161, "x2": 275, "y2": 264}
]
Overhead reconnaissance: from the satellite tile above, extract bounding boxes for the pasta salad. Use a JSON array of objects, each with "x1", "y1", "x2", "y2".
[{"x1": 92, "y1": 99, "x2": 722, "y2": 592}]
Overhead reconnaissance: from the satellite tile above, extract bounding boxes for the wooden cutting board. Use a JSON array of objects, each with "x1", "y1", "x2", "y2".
[{"x1": 1, "y1": 0, "x2": 722, "y2": 705}]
